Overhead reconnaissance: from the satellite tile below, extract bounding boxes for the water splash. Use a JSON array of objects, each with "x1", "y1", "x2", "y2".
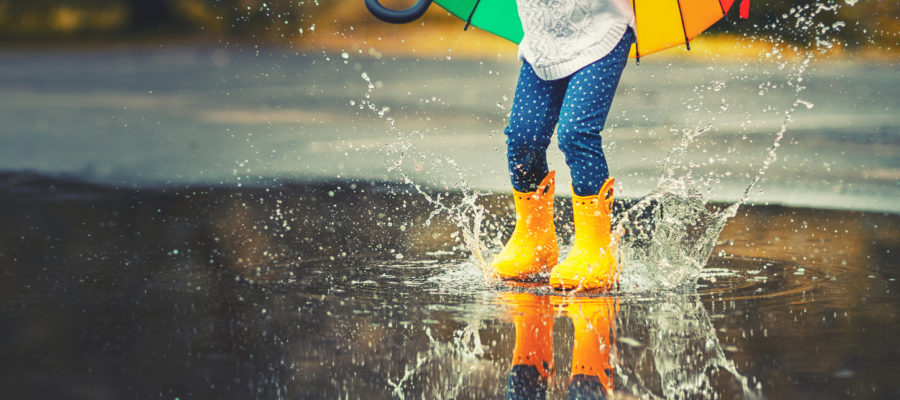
[
  {"x1": 385, "y1": 321, "x2": 501, "y2": 399},
  {"x1": 386, "y1": 150, "x2": 492, "y2": 276},
  {"x1": 614, "y1": 1, "x2": 845, "y2": 293},
  {"x1": 354, "y1": 69, "x2": 496, "y2": 280},
  {"x1": 614, "y1": 294, "x2": 763, "y2": 399}
]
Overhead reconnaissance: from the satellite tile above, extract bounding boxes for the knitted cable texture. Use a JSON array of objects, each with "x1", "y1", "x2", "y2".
[{"x1": 516, "y1": 0, "x2": 634, "y2": 81}]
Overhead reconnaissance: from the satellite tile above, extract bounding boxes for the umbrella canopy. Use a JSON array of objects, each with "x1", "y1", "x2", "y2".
[
  {"x1": 631, "y1": 0, "x2": 739, "y2": 59},
  {"x1": 433, "y1": 0, "x2": 522, "y2": 44},
  {"x1": 365, "y1": 0, "x2": 749, "y2": 60}
]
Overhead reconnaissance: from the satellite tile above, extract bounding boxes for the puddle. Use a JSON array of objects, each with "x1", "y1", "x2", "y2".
[{"x1": 2, "y1": 173, "x2": 897, "y2": 399}]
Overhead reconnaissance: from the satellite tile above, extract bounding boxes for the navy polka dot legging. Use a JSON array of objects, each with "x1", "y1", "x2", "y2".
[{"x1": 505, "y1": 28, "x2": 634, "y2": 196}]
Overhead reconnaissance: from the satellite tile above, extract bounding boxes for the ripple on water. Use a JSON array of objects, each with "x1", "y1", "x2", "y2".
[
  {"x1": 249, "y1": 246, "x2": 825, "y2": 308},
  {"x1": 697, "y1": 256, "x2": 824, "y2": 302}
]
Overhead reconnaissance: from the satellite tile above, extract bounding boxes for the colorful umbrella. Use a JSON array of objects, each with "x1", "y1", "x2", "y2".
[
  {"x1": 364, "y1": 0, "x2": 750, "y2": 62},
  {"x1": 364, "y1": 0, "x2": 522, "y2": 42}
]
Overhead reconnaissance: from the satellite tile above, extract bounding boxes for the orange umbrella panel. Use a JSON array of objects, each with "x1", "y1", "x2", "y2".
[{"x1": 630, "y1": 0, "x2": 744, "y2": 60}]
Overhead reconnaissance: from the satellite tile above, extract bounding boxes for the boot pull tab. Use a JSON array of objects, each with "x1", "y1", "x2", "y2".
[{"x1": 535, "y1": 170, "x2": 556, "y2": 197}]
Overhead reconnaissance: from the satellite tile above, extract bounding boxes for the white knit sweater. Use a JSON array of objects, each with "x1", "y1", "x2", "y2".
[{"x1": 516, "y1": 0, "x2": 635, "y2": 81}]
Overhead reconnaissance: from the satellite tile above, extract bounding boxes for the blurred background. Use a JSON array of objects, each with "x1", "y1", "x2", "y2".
[{"x1": 1, "y1": 0, "x2": 898, "y2": 211}]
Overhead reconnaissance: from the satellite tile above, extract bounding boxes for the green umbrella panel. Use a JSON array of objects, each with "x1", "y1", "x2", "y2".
[{"x1": 434, "y1": 0, "x2": 523, "y2": 44}]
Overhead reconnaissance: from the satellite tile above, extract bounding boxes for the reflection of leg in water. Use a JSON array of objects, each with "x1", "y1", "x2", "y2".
[
  {"x1": 557, "y1": 296, "x2": 617, "y2": 400},
  {"x1": 501, "y1": 293, "x2": 554, "y2": 400}
]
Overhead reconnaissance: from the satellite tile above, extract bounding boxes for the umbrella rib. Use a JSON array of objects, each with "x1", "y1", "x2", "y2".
[
  {"x1": 675, "y1": 0, "x2": 691, "y2": 50},
  {"x1": 718, "y1": 0, "x2": 729, "y2": 22},
  {"x1": 632, "y1": 0, "x2": 640, "y2": 64},
  {"x1": 463, "y1": 0, "x2": 483, "y2": 31}
]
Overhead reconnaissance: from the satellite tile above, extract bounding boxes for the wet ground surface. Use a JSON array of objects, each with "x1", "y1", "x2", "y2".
[
  {"x1": 2, "y1": 173, "x2": 898, "y2": 399},
  {"x1": 1, "y1": 46, "x2": 898, "y2": 211}
]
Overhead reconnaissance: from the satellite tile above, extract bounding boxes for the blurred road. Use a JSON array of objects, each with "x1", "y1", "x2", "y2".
[{"x1": 1, "y1": 45, "x2": 897, "y2": 211}]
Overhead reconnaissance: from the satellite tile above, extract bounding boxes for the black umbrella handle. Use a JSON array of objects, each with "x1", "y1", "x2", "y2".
[{"x1": 365, "y1": 0, "x2": 434, "y2": 24}]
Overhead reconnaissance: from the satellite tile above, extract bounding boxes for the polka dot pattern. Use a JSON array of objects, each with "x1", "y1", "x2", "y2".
[{"x1": 504, "y1": 29, "x2": 634, "y2": 196}]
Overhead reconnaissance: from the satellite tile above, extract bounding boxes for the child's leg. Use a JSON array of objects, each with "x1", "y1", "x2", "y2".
[
  {"x1": 549, "y1": 29, "x2": 634, "y2": 291},
  {"x1": 505, "y1": 62, "x2": 568, "y2": 192},
  {"x1": 556, "y1": 29, "x2": 634, "y2": 196},
  {"x1": 491, "y1": 64, "x2": 567, "y2": 280}
]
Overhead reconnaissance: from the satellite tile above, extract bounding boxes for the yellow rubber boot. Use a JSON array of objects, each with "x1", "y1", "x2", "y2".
[
  {"x1": 550, "y1": 178, "x2": 618, "y2": 291},
  {"x1": 491, "y1": 171, "x2": 558, "y2": 280},
  {"x1": 568, "y1": 297, "x2": 617, "y2": 395}
]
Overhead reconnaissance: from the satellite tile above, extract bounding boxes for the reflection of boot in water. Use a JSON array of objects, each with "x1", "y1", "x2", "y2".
[
  {"x1": 501, "y1": 293, "x2": 554, "y2": 400},
  {"x1": 557, "y1": 296, "x2": 617, "y2": 400}
]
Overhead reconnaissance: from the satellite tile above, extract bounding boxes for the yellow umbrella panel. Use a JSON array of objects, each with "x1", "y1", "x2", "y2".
[{"x1": 630, "y1": 0, "x2": 747, "y2": 60}]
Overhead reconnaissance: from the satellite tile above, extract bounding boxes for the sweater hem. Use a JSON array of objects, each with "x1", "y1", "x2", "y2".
[{"x1": 526, "y1": 23, "x2": 628, "y2": 81}]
